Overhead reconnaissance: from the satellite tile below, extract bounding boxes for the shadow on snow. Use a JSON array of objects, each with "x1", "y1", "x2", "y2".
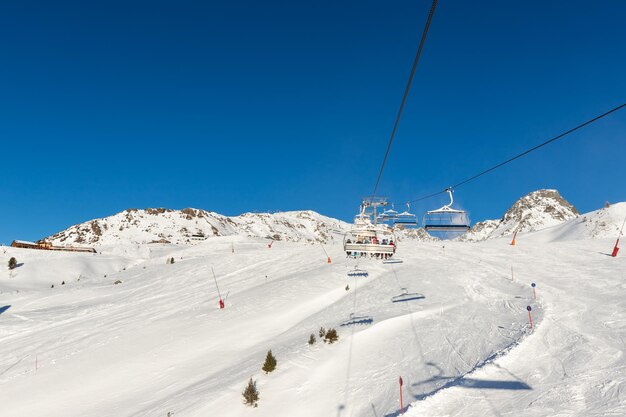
[{"x1": 382, "y1": 361, "x2": 531, "y2": 417}]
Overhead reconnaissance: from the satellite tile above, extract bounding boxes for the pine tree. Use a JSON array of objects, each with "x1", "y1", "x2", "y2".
[
  {"x1": 318, "y1": 327, "x2": 326, "y2": 338},
  {"x1": 242, "y1": 378, "x2": 259, "y2": 407},
  {"x1": 308, "y1": 334, "x2": 316, "y2": 345},
  {"x1": 262, "y1": 350, "x2": 277, "y2": 373},
  {"x1": 8, "y1": 257, "x2": 17, "y2": 270},
  {"x1": 324, "y1": 328, "x2": 339, "y2": 344}
]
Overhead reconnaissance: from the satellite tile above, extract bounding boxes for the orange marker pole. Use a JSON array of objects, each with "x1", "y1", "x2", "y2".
[{"x1": 527, "y1": 306, "x2": 533, "y2": 330}]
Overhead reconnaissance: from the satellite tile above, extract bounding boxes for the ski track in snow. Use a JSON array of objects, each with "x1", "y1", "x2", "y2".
[{"x1": 0, "y1": 234, "x2": 624, "y2": 417}]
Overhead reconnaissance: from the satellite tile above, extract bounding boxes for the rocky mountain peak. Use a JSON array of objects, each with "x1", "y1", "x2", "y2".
[{"x1": 461, "y1": 189, "x2": 579, "y2": 241}]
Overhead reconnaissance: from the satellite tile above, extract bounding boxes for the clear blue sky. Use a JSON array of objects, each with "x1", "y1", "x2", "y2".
[{"x1": 1, "y1": 0, "x2": 625, "y2": 242}]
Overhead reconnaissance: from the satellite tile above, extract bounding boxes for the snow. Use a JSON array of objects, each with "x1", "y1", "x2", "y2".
[
  {"x1": 525, "y1": 202, "x2": 626, "y2": 242},
  {"x1": 462, "y1": 189, "x2": 579, "y2": 242},
  {"x1": 12, "y1": 240, "x2": 37, "y2": 245},
  {"x1": 1, "y1": 204, "x2": 625, "y2": 416},
  {"x1": 45, "y1": 208, "x2": 352, "y2": 246}
]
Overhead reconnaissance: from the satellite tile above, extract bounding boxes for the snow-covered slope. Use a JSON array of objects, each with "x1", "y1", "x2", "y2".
[
  {"x1": 461, "y1": 189, "x2": 579, "y2": 241},
  {"x1": 525, "y1": 202, "x2": 626, "y2": 242},
  {"x1": 1, "y1": 234, "x2": 625, "y2": 417},
  {"x1": 46, "y1": 208, "x2": 350, "y2": 246}
]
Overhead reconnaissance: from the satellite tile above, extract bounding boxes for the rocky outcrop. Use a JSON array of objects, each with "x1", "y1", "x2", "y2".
[{"x1": 460, "y1": 189, "x2": 579, "y2": 241}]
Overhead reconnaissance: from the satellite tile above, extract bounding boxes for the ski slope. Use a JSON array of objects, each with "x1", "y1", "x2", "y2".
[{"x1": 0, "y1": 231, "x2": 624, "y2": 416}]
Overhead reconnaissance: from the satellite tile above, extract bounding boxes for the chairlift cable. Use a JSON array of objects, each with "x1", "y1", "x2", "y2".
[
  {"x1": 407, "y1": 103, "x2": 626, "y2": 204},
  {"x1": 371, "y1": 0, "x2": 439, "y2": 200}
]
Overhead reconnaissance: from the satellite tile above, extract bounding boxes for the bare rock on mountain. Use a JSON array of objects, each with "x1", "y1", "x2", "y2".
[
  {"x1": 461, "y1": 189, "x2": 579, "y2": 242},
  {"x1": 45, "y1": 208, "x2": 350, "y2": 246}
]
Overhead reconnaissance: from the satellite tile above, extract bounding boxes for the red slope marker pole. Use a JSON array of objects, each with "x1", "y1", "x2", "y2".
[
  {"x1": 319, "y1": 242, "x2": 331, "y2": 264},
  {"x1": 527, "y1": 306, "x2": 533, "y2": 330},
  {"x1": 399, "y1": 375, "x2": 404, "y2": 414},
  {"x1": 212, "y1": 267, "x2": 224, "y2": 309},
  {"x1": 510, "y1": 230, "x2": 518, "y2": 246},
  {"x1": 531, "y1": 282, "x2": 536, "y2": 301},
  {"x1": 612, "y1": 217, "x2": 625, "y2": 257}
]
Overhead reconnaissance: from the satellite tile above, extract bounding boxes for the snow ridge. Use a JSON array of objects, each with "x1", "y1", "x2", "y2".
[
  {"x1": 461, "y1": 189, "x2": 579, "y2": 241},
  {"x1": 46, "y1": 208, "x2": 350, "y2": 246},
  {"x1": 526, "y1": 201, "x2": 626, "y2": 242}
]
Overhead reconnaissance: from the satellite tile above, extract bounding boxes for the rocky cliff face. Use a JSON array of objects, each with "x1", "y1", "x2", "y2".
[{"x1": 460, "y1": 189, "x2": 579, "y2": 241}]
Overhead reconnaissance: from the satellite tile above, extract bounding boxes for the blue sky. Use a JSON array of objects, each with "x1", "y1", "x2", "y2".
[{"x1": 1, "y1": 0, "x2": 625, "y2": 242}]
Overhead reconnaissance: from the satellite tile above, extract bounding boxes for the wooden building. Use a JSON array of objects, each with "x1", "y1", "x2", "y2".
[{"x1": 11, "y1": 240, "x2": 96, "y2": 253}]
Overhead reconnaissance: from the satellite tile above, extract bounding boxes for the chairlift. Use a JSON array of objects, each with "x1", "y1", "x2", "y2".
[
  {"x1": 347, "y1": 266, "x2": 369, "y2": 277},
  {"x1": 393, "y1": 203, "x2": 418, "y2": 226},
  {"x1": 340, "y1": 312, "x2": 374, "y2": 326},
  {"x1": 391, "y1": 288, "x2": 425, "y2": 303},
  {"x1": 344, "y1": 197, "x2": 397, "y2": 260},
  {"x1": 423, "y1": 188, "x2": 470, "y2": 232},
  {"x1": 376, "y1": 205, "x2": 399, "y2": 222}
]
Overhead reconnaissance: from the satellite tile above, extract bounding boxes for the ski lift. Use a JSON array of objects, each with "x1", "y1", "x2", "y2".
[
  {"x1": 423, "y1": 188, "x2": 470, "y2": 232},
  {"x1": 391, "y1": 288, "x2": 425, "y2": 303},
  {"x1": 340, "y1": 312, "x2": 374, "y2": 326},
  {"x1": 393, "y1": 203, "x2": 418, "y2": 226},
  {"x1": 344, "y1": 197, "x2": 397, "y2": 260},
  {"x1": 347, "y1": 266, "x2": 369, "y2": 277},
  {"x1": 376, "y1": 205, "x2": 399, "y2": 222}
]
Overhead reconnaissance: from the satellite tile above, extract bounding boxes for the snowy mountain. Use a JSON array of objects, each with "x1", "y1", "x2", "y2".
[
  {"x1": 45, "y1": 207, "x2": 440, "y2": 247},
  {"x1": 526, "y1": 201, "x2": 626, "y2": 242},
  {"x1": 46, "y1": 208, "x2": 351, "y2": 246},
  {"x1": 394, "y1": 226, "x2": 439, "y2": 242},
  {"x1": 460, "y1": 189, "x2": 579, "y2": 242}
]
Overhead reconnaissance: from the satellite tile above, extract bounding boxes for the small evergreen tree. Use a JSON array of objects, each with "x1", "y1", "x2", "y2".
[
  {"x1": 318, "y1": 327, "x2": 326, "y2": 338},
  {"x1": 308, "y1": 334, "x2": 316, "y2": 345},
  {"x1": 324, "y1": 328, "x2": 339, "y2": 344},
  {"x1": 8, "y1": 257, "x2": 17, "y2": 270},
  {"x1": 262, "y1": 350, "x2": 277, "y2": 373},
  {"x1": 242, "y1": 378, "x2": 259, "y2": 407}
]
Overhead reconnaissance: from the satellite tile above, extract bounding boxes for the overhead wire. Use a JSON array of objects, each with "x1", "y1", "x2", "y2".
[
  {"x1": 371, "y1": 0, "x2": 439, "y2": 200},
  {"x1": 342, "y1": 4, "x2": 440, "y2": 412},
  {"x1": 407, "y1": 102, "x2": 626, "y2": 204}
]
